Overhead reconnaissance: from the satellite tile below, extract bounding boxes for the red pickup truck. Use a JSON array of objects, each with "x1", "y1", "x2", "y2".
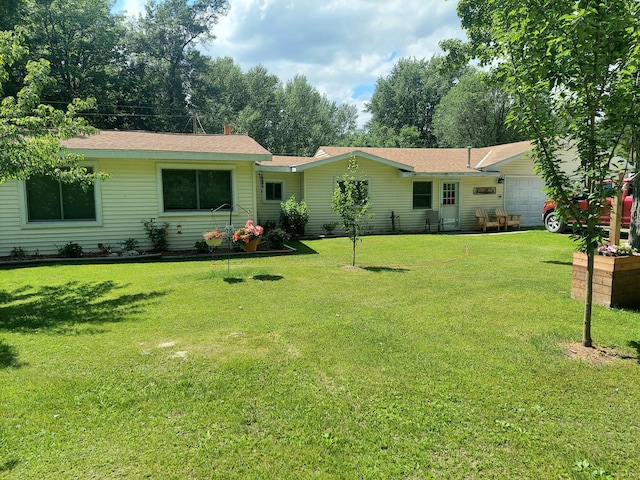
[{"x1": 543, "y1": 181, "x2": 634, "y2": 233}]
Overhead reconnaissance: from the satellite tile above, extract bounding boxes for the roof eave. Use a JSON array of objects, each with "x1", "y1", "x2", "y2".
[
  {"x1": 68, "y1": 148, "x2": 271, "y2": 162},
  {"x1": 398, "y1": 170, "x2": 500, "y2": 178}
]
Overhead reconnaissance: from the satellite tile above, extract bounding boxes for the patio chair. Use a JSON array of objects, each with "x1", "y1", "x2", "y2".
[
  {"x1": 475, "y1": 208, "x2": 501, "y2": 232},
  {"x1": 424, "y1": 210, "x2": 441, "y2": 233},
  {"x1": 495, "y1": 207, "x2": 521, "y2": 230}
]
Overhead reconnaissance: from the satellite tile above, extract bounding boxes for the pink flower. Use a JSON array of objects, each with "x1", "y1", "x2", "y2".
[{"x1": 233, "y1": 220, "x2": 264, "y2": 243}]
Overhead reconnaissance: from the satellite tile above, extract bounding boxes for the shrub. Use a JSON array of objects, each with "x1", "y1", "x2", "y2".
[
  {"x1": 194, "y1": 240, "x2": 209, "y2": 254},
  {"x1": 279, "y1": 196, "x2": 309, "y2": 238},
  {"x1": 264, "y1": 228, "x2": 290, "y2": 249},
  {"x1": 58, "y1": 242, "x2": 83, "y2": 258},
  {"x1": 142, "y1": 218, "x2": 169, "y2": 251},
  {"x1": 322, "y1": 222, "x2": 338, "y2": 235},
  {"x1": 122, "y1": 238, "x2": 139, "y2": 252},
  {"x1": 98, "y1": 243, "x2": 113, "y2": 254},
  {"x1": 10, "y1": 247, "x2": 28, "y2": 260},
  {"x1": 261, "y1": 219, "x2": 278, "y2": 231}
]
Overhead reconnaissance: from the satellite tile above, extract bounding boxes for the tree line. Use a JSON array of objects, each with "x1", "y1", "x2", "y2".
[{"x1": 2, "y1": 0, "x2": 525, "y2": 156}]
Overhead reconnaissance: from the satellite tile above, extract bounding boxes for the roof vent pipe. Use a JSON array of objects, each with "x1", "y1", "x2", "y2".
[{"x1": 467, "y1": 146, "x2": 472, "y2": 169}]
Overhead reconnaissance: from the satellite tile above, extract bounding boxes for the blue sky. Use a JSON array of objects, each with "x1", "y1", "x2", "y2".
[{"x1": 113, "y1": 0, "x2": 466, "y2": 127}]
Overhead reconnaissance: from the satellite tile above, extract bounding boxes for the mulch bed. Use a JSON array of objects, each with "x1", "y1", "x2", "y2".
[{"x1": 0, "y1": 245, "x2": 296, "y2": 266}]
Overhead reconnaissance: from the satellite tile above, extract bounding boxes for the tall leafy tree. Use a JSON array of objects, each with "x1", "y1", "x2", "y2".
[
  {"x1": 0, "y1": 30, "x2": 104, "y2": 185},
  {"x1": 433, "y1": 72, "x2": 525, "y2": 147},
  {"x1": 125, "y1": 0, "x2": 229, "y2": 131},
  {"x1": 190, "y1": 56, "x2": 249, "y2": 133},
  {"x1": 366, "y1": 56, "x2": 472, "y2": 147},
  {"x1": 235, "y1": 65, "x2": 283, "y2": 151},
  {"x1": 0, "y1": 0, "x2": 26, "y2": 31},
  {"x1": 22, "y1": 0, "x2": 126, "y2": 128},
  {"x1": 458, "y1": 0, "x2": 640, "y2": 347},
  {"x1": 274, "y1": 75, "x2": 343, "y2": 156}
]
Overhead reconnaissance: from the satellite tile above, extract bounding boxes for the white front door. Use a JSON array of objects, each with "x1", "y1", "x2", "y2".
[{"x1": 441, "y1": 181, "x2": 460, "y2": 231}]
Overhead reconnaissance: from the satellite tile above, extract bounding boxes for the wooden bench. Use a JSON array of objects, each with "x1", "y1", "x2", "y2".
[
  {"x1": 475, "y1": 208, "x2": 501, "y2": 232},
  {"x1": 495, "y1": 207, "x2": 521, "y2": 230}
]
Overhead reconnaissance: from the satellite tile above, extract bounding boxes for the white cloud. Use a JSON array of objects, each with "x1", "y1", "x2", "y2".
[{"x1": 113, "y1": 0, "x2": 466, "y2": 128}]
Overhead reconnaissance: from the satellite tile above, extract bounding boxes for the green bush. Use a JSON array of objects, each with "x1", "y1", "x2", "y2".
[
  {"x1": 122, "y1": 238, "x2": 139, "y2": 252},
  {"x1": 194, "y1": 240, "x2": 209, "y2": 253},
  {"x1": 10, "y1": 246, "x2": 28, "y2": 260},
  {"x1": 58, "y1": 242, "x2": 83, "y2": 258},
  {"x1": 142, "y1": 218, "x2": 169, "y2": 251},
  {"x1": 279, "y1": 196, "x2": 309, "y2": 238},
  {"x1": 264, "y1": 228, "x2": 290, "y2": 249}
]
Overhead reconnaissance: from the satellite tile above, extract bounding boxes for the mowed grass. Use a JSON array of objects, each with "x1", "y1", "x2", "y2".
[{"x1": 1, "y1": 231, "x2": 639, "y2": 479}]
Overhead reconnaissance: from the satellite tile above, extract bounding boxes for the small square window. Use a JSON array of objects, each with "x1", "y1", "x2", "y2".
[{"x1": 265, "y1": 182, "x2": 283, "y2": 201}]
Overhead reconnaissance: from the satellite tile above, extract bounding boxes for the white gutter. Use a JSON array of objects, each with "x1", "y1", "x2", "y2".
[{"x1": 474, "y1": 150, "x2": 493, "y2": 169}]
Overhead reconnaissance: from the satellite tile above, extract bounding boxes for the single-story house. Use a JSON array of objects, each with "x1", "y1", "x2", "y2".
[
  {"x1": 255, "y1": 141, "x2": 573, "y2": 235},
  {"x1": 0, "y1": 130, "x2": 271, "y2": 256},
  {"x1": 0, "y1": 130, "x2": 576, "y2": 256}
]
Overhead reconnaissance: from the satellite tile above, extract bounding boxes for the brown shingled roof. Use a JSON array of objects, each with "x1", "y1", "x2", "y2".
[
  {"x1": 316, "y1": 141, "x2": 532, "y2": 173},
  {"x1": 260, "y1": 141, "x2": 532, "y2": 173},
  {"x1": 62, "y1": 130, "x2": 271, "y2": 156}
]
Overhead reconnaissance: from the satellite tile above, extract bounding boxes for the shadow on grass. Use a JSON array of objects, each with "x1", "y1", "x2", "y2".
[
  {"x1": 362, "y1": 266, "x2": 409, "y2": 273},
  {"x1": 0, "y1": 459, "x2": 19, "y2": 473},
  {"x1": 543, "y1": 260, "x2": 573, "y2": 266},
  {"x1": 0, "y1": 341, "x2": 23, "y2": 369},
  {"x1": 288, "y1": 240, "x2": 319, "y2": 256},
  {"x1": 223, "y1": 277, "x2": 245, "y2": 284},
  {"x1": 628, "y1": 341, "x2": 640, "y2": 363},
  {"x1": 253, "y1": 274, "x2": 284, "y2": 282},
  {"x1": 0, "y1": 281, "x2": 166, "y2": 333}
]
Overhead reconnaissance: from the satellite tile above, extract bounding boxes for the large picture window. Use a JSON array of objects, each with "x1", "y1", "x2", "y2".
[
  {"x1": 413, "y1": 181, "x2": 433, "y2": 209},
  {"x1": 162, "y1": 169, "x2": 232, "y2": 211},
  {"x1": 26, "y1": 169, "x2": 96, "y2": 221}
]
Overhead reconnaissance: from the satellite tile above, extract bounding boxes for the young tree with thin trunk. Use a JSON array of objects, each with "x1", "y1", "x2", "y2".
[
  {"x1": 331, "y1": 156, "x2": 374, "y2": 267},
  {"x1": 457, "y1": 0, "x2": 640, "y2": 347}
]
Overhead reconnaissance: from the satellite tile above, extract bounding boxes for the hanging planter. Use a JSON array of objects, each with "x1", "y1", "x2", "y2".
[
  {"x1": 205, "y1": 237, "x2": 223, "y2": 247},
  {"x1": 203, "y1": 229, "x2": 224, "y2": 247},
  {"x1": 571, "y1": 251, "x2": 640, "y2": 309}
]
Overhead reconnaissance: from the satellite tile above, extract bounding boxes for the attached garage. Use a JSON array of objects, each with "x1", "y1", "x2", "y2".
[{"x1": 504, "y1": 176, "x2": 548, "y2": 227}]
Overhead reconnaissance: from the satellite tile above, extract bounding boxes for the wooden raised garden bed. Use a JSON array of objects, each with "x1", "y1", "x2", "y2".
[{"x1": 571, "y1": 252, "x2": 640, "y2": 309}]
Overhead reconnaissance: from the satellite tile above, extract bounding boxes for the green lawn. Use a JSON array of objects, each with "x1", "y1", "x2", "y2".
[{"x1": 1, "y1": 231, "x2": 639, "y2": 479}]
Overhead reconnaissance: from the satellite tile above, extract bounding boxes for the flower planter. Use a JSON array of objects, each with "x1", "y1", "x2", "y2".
[
  {"x1": 205, "y1": 237, "x2": 223, "y2": 247},
  {"x1": 243, "y1": 238, "x2": 260, "y2": 252},
  {"x1": 571, "y1": 252, "x2": 640, "y2": 309}
]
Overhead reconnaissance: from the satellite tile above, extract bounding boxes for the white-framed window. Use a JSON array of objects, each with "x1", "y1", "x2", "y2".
[
  {"x1": 23, "y1": 165, "x2": 101, "y2": 224},
  {"x1": 264, "y1": 181, "x2": 284, "y2": 202},
  {"x1": 412, "y1": 181, "x2": 433, "y2": 209},
  {"x1": 159, "y1": 166, "x2": 234, "y2": 212}
]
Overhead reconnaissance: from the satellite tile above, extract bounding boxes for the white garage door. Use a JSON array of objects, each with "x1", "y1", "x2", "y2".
[{"x1": 504, "y1": 176, "x2": 548, "y2": 227}]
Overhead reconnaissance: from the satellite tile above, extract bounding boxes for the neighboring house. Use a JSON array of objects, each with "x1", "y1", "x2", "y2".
[
  {"x1": 0, "y1": 130, "x2": 271, "y2": 256},
  {"x1": 256, "y1": 141, "x2": 567, "y2": 235}
]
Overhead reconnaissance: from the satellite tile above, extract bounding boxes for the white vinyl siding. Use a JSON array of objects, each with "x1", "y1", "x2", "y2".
[
  {"x1": 303, "y1": 157, "x2": 440, "y2": 235},
  {"x1": 0, "y1": 158, "x2": 258, "y2": 255},
  {"x1": 459, "y1": 177, "x2": 504, "y2": 230},
  {"x1": 255, "y1": 171, "x2": 303, "y2": 226}
]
